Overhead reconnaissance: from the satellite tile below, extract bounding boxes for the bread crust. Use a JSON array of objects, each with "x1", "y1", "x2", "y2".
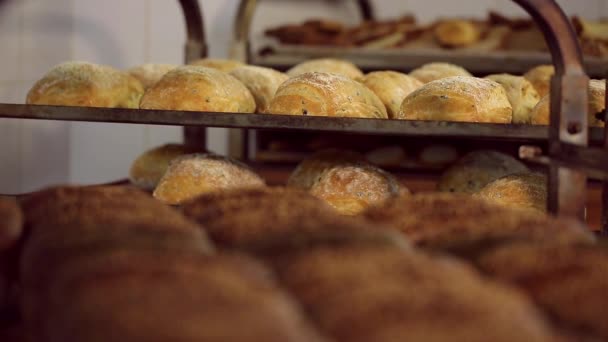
[
  {"x1": 359, "y1": 71, "x2": 423, "y2": 118},
  {"x1": 229, "y1": 65, "x2": 289, "y2": 113},
  {"x1": 485, "y1": 74, "x2": 540, "y2": 124},
  {"x1": 474, "y1": 172, "x2": 547, "y2": 213},
  {"x1": 268, "y1": 72, "x2": 388, "y2": 118},
  {"x1": 398, "y1": 76, "x2": 513, "y2": 123},
  {"x1": 286, "y1": 58, "x2": 364, "y2": 79},
  {"x1": 139, "y1": 66, "x2": 256, "y2": 112},
  {"x1": 189, "y1": 58, "x2": 245, "y2": 72},
  {"x1": 409, "y1": 62, "x2": 472, "y2": 83},
  {"x1": 27, "y1": 61, "x2": 144, "y2": 108},
  {"x1": 523, "y1": 65, "x2": 554, "y2": 98}
]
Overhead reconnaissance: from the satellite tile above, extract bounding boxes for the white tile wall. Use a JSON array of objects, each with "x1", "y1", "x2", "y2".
[{"x1": 0, "y1": 0, "x2": 606, "y2": 193}]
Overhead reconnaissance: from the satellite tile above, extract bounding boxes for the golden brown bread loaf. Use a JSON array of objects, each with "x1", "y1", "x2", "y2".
[
  {"x1": 268, "y1": 72, "x2": 388, "y2": 118},
  {"x1": 139, "y1": 65, "x2": 256, "y2": 112},
  {"x1": 531, "y1": 79, "x2": 606, "y2": 127},
  {"x1": 229, "y1": 65, "x2": 289, "y2": 113},
  {"x1": 188, "y1": 58, "x2": 245, "y2": 72},
  {"x1": 485, "y1": 74, "x2": 541, "y2": 124},
  {"x1": 153, "y1": 153, "x2": 265, "y2": 205},
  {"x1": 363, "y1": 192, "x2": 594, "y2": 254},
  {"x1": 398, "y1": 76, "x2": 513, "y2": 123},
  {"x1": 288, "y1": 149, "x2": 364, "y2": 189},
  {"x1": 127, "y1": 63, "x2": 176, "y2": 89},
  {"x1": 286, "y1": 58, "x2": 364, "y2": 79},
  {"x1": 523, "y1": 64, "x2": 554, "y2": 97},
  {"x1": 26, "y1": 61, "x2": 144, "y2": 108},
  {"x1": 408, "y1": 62, "x2": 472, "y2": 83},
  {"x1": 0, "y1": 197, "x2": 22, "y2": 252},
  {"x1": 476, "y1": 244, "x2": 608, "y2": 341},
  {"x1": 359, "y1": 71, "x2": 423, "y2": 118},
  {"x1": 475, "y1": 172, "x2": 547, "y2": 213},
  {"x1": 129, "y1": 143, "x2": 206, "y2": 190},
  {"x1": 437, "y1": 150, "x2": 529, "y2": 193},
  {"x1": 434, "y1": 19, "x2": 481, "y2": 48},
  {"x1": 275, "y1": 244, "x2": 555, "y2": 342}
]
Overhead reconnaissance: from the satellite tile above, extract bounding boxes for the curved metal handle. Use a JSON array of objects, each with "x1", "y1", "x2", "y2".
[
  {"x1": 178, "y1": 0, "x2": 208, "y2": 63},
  {"x1": 230, "y1": 0, "x2": 375, "y2": 62}
]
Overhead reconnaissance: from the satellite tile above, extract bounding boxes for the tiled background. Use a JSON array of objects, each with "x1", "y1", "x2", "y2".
[{"x1": 0, "y1": 0, "x2": 605, "y2": 193}]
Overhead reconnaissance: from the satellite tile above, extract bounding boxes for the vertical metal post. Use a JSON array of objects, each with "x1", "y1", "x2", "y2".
[{"x1": 601, "y1": 79, "x2": 608, "y2": 234}]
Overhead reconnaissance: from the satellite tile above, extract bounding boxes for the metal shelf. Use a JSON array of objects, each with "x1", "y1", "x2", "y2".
[{"x1": 2, "y1": 103, "x2": 605, "y2": 142}]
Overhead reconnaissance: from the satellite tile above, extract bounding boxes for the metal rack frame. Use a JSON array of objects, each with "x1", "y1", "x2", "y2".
[{"x1": 1, "y1": 0, "x2": 608, "y2": 232}]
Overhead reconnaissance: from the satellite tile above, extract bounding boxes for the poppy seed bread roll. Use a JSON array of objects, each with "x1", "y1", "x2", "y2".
[
  {"x1": 189, "y1": 58, "x2": 245, "y2": 72},
  {"x1": 286, "y1": 58, "x2": 364, "y2": 79},
  {"x1": 127, "y1": 64, "x2": 176, "y2": 89},
  {"x1": 485, "y1": 74, "x2": 541, "y2": 124},
  {"x1": 398, "y1": 76, "x2": 513, "y2": 123},
  {"x1": 409, "y1": 62, "x2": 472, "y2": 84},
  {"x1": 139, "y1": 66, "x2": 256, "y2": 113},
  {"x1": 268, "y1": 72, "x2": 388, "y2": 118},
  {"x1": 359, "y1": 71, "x2": 423, "y2": 118},
  {"x1": 229, "y1": 65, "x2": 289, "y2": 113},
  {"x1": 26, "y1": 61, "x2": 144, "y2": 108},
  {"x1": 153, "y1": 154, "x2": 265, "y2": 205}
]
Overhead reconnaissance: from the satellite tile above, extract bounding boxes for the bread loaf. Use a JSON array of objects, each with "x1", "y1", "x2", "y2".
[
  {"x1": 189, "y1": 58, "x2": 245, "y2": 72},
  {"x1": 26, "y1": 61, "x2": 144, "y2": 108},
  {"x1": 485, "y1": 74, "x2": 541, "y2": 124},
  {"x1": 268, "y1": 72, "x2": 388, "y2": 118},
  {"x1": 409, "y1": 62, "x2": 472, "y2": 84},
  {"x1": 398, "y1": 76, "x2": 513, "y2": 123},
  {"x1": 229, "y1": 65, "x2": 289, "y2": 113},
  {"x1": 139, "y1": 66, "x2": 256, "y2": 112},
  {"x1": 523, "y1": 65, "x2": 554, "y2": 97},
  {"x1": 127, "y1": 64, "x2": 176, "y2": 89},
  {"x1": 153, "y1": 153, "x2": 265, "y2": 205},
  {"x1": 531, "y1": 79, "x2": 605, "y2": 127},
  {"x1": 288, "y1": 149, "x2": 365, "y2": 189},
  {"x1": 359, "y1": 71, "x2": 423, "y2": 118},
  {"x1": 438, "y1": 150, "x2": 529, "y2": 193},
  {"x1": 434, "y1": 19, "x2": 481, "y2": 48},
  {"x1": 129, "y1": 143, "x2": 206, "y2": 190},
  {"x1": 475, "y1": 172, "x2": 547, "y2": 213},
  {"x1": 286, "y1": 58, "x2": 364, "y2": 79}
]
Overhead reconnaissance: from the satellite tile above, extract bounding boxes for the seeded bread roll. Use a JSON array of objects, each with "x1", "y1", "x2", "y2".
[
  {"x1": 229, "y1": 65, "x2": 289, "y2": 113},
  {"x1": 286, "y1": 58, "x2": 364, "y2": 79},
  {"x1": 438, "y1": 150, "x2": 529, "y2": 193},
  {"x1": 475, "y1": 172, "x2": 547, "y2": 213},
  {"x1": 139, "y1": 66, "x2": 256, "y2": 112},
  {"x1": 523, "y1": 65, "x2": 554, "y2": 97},
  {"x1": 189, "y1": 58, "x2": 245, "y2": 72},
  {"x1": 129, "y1": 143, "x2": 206, "y2": 190},
  {"x1": 127, "y1": 64, "x2": 176, "y2": 89},
  {"x1": 26, "y1": 61, "x2": 144, "y2": 108},
  {"x1": 434, "y1": 19, "x2": 481, "y2": 48},
  {"x1": 268, "y1": 72, "x2": 388, "y2": 118},
  {"x1": 153, "y1": 153, "x2": 265, "y2": 205},
  {"x1": 485, "y1": 74, "x2": 541, "y2": 124},
  {"x1": 531, "y1": 79, "x2": 606, "y2": 127},
  {"x1": 409, "y1": 62, "x2": 472, "y2": 84},
  {"x1": 359, "y1": 71, "x2": 423, "y2": 118},
  {"x1": 398, "y1": 76, "x2": 513, "y2": 123}
]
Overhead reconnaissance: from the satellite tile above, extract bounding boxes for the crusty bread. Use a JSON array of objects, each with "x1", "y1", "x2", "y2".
[
  {"x1": 26, "y1": 61, "x2": 144, "y2": 108},
  {"x1": 359, "y1": 71, "x2": 423, "y2": 118},
  {"x1": 286, "y1": 58, "x2": 364, "y2": 79},
  {"x1": 188, "y1": 58, "x2": 245, "y2": 72},
  {"x1": 409, "y1": 62, "x2": 472, "y2": 84},
  {"x1": 0, "y1": 197, "x2": 22, "y2": 251},
  {"x1": 229, "y1": 65, "x2": 289, "y2": 113},
  {"x1": 434, "y1": 19, "x2": 481, "y2": 48},
  {"x1": 398, "y1": 76, "x2": 513, "y2": 123},
  {"x1": 475, "y1": 172, "x2": 547, "y2": 213},
  {"x1": 485, "y1": 74, "x2": 541, "y2": 124},
  {"x1": 476, "y1": 244, "x2": 608, "y2": 341},
  {"x1": 438, "y1": 150, "x2": 529, "y2": 193},
  {"x1": 127, "y1": 64, "x2": 176, "y2": 89},
  {"x1": 288, "y1": 149, "x2": 365, "y2": 189},
  {"x1": 523, "y1": 65, "x2": 554, "y2": 97},
  {"x1": 363, "y1": 192, "x2": 594, "y2": 254},
  {"x1": 129, "y1": 143, "x2": 206, "y2": 190},
  {"x1": 531, "y1": 79, "x2": 606, "y2": 127},
  {"x1": 153, "y1": 153, "x2": 265, "y2": 205},
  {"x1": 268, "y1": 72, "x2": 388, "y2": 118},
  {"x1": 139, "y1": 66, "x2": 256, "y2": 112}
]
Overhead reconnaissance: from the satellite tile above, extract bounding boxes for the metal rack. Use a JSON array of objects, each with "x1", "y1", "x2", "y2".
[{"x1": 1, "y1": 0, "x2": 607, "y2": 232}]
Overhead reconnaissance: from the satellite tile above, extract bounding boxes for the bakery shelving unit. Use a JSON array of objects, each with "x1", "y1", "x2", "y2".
[{"x1": 1, "y1": 0, "x2": 608, "y2": 232}]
